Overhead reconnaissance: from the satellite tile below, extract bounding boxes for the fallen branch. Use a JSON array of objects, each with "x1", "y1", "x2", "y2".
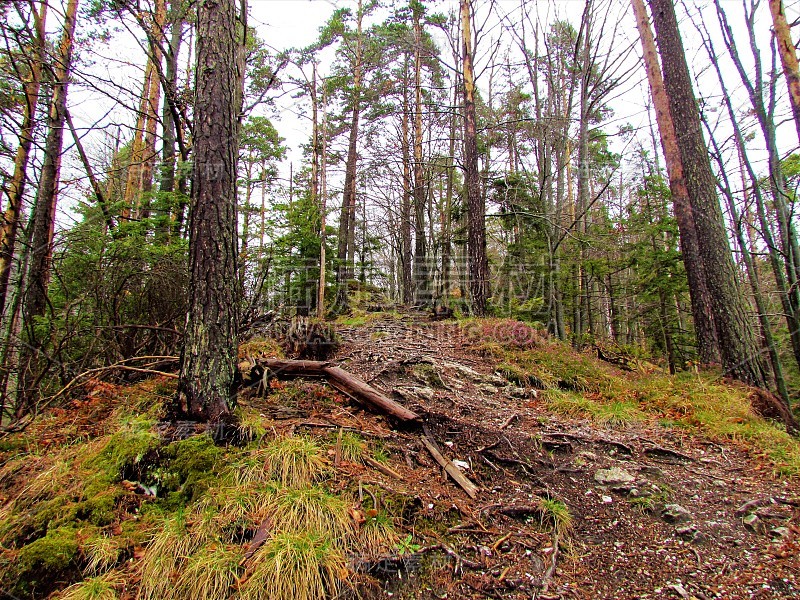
[
  {"x1": 421, "y1": 425, "x2": 479, "y2": 499},
  {"x1": 258, "y1": 358, "x2": 421, "y2": 423},
  {"x1": 363, "y1": 456, "x2": 404, "y2": 480}
]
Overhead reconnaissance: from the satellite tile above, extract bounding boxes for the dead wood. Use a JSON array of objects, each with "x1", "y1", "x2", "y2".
[
  {"x1": 421, "y1": 425, "x2": 479, "y2": 499},
  {"x1": 363, "y1": 455, "x2": 404, "y2": 480},
  {"x1": 257, "y1": 358, "x2": 421, "y2": 423}
]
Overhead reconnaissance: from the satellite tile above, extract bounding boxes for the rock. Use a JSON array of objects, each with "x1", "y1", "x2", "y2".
[
  {"x1": 610, "y1": 483, "x2": 637, "y2": 495},
  {"x1": 477, "y1": 383, "x2": 499, "y2": 395},
  {"x1": 602, "y1": 495, "x2": 613, "y2": 504},
  {"x1": 506, "y1": 386, "x2": 528, "y2": 399},
  {"x1": 771, "y1": 526, "x2": 791, "y2": 539},
  {"x1": 743, "y1": 513, "x2": 768, "y2": 535},
  {"x1": 453, "y1": 459, "x2": 470, "y2": 470},
  {"x1": 675, "y1": 525, "x2": 708, "y2": 544},
  {"x1": 489, "y1": 374, "x2": 507, "y2": 386},
  {"x1": 595, "y1": 467, "x2": 636, "y2": 486},
  {"x1": 639, "y1": 465, "x2": 664, "y2": 478},
  {"x1": 661, "y1": 504, "x2": 692, "y2": 524},
  {"x1": 412, "y1": 387, "x2": 435, "y2": 401}
]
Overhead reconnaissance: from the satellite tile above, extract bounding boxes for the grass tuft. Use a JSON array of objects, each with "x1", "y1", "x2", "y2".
[
  {"x1": 239, "y1": 530, "x2": 347, "y2": 600},
  {"x1": 174, "y1": 542, "x2": 242, "y2": 600},
  {"x1": 58, "y1": 570, "x2": 124, "y2": 600},
  {"x1": 263, "y1": 435, "x2": 328, "y2": 487},
  {"x1": 83, "y1": 533, "x2": 119, "y2": 575},
  {"x1": 269, "y1": 486, "x2": 353, "y2": 541}
]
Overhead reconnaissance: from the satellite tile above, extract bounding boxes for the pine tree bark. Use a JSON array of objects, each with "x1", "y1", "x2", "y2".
[
  {"x1": 412, "y1": 6, "x2": 429, "y2": 305},
  {"x1": 16, "y1": 0, "x2": 79, "y2": 415},
  {"x1": 0, "y1": 1, "x2": 47, "y2": 320},
  {"x1": 649, "y1": 0, "x2": 767, "y2": 387},
  {"x1": 461, "y1": 0, "x2": 488, "y2": 316},
  {"x1": 335, "y1": 0, "x2": 364, "y2": 311},
  {"x1": 769, "y1": 0, "x2": 800, "y2": 144},
  {"x1": 400, "y1": 57, "x2": 413, "y2": 305},
  {"x1": 631, "y1": 0, "x2": 719, "y2": 364},
  {"x1": 175, "y1": 0, "x2": 244, "y2": 423}
]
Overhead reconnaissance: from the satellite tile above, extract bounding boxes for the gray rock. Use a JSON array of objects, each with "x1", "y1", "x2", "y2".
[
  {"x1": 477, "y1": 383, "x2": 499, "y2": 395},
  {"x1": 661, "y1": 504, "x2": 692, "y2": 524},
  {"x1": 771, "y1": 526, "x2": 791, "y2": 539},
  {"x1": 639, "y1": 465, "x2": 664, "y2": 478},
  {"x1": 412, "y1": 387, "x2": 435, "y2": 401},
  {"x1": 506, "y1": 386, "x2": 528, "y2": 398},
  {"x1": 489, "y1": 374, "x2": 507, "y2": 386},
  {"x1": 743, "y1": 513, "x2": 768, "y2": 535},
  {"x1": 675, "y1": 525, "x2": 708, "y2": 544},
  {"x1": 594, "y1": 467, "x2": 636, "y2": 486}
]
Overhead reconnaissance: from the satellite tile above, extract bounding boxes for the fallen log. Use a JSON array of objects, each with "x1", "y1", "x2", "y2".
[{"x1": 257, "y1": 358, "x2": 421, "y2": 423}]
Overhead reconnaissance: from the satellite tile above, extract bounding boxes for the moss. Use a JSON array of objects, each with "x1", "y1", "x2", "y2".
[
  {"x1": 78, "y1": 488, "x2": 122, "y2": 526},
  {"x1": 412, "y1": 363, "x2": 445, "y2": 388},
  {"x1": 15, "y1": 525, "x2": 79, "y2": 592},
  {"x1": 155, "y1": 434, "x2": 224, "y2": 504},
  {"x1": 88, "y1": 416, "x2": 159, "y2": 480}
]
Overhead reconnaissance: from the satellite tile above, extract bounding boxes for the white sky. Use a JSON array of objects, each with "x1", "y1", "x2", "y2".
[{"x1": 38, "y1": 0, "x2": 800, "y2": 229}]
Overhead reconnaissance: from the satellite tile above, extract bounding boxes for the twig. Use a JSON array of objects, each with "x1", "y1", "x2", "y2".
[
  {"x1": 499, "y1": 413, "x2": 518, "y2": 430},
  {"x1": 421, "y1": 425, "x2": 479, "y2": 499},
  {"x1": 363, "y1": 456, "x2": 404, "y2": 480}
]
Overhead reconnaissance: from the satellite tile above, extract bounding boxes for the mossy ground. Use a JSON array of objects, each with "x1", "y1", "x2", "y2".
[
  {"x1": 0, "y1": 377, "x2": 402, "y2": 600},
  {"x1": 465, "y1": 318, "x2": 800, "y2": 476}
]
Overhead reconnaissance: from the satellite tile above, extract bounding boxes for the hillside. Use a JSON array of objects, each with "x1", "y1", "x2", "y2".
[{"x1": 1, "y1": 314, "x2": 799, "y2": 599}]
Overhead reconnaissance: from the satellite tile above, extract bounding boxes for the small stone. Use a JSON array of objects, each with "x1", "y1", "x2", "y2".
[
  {"x1": 453, "y1": 459, "x2": 470, "y2": 470},
  {"x1": 477, "y1": 383, "x2": 498, "y2": 395},
  {"x1": 712, "y1": 479, "x2": 727, "y2": 488},
  {"x1": 412, "y1": 386, "x2": 435, "y2": 401},
  {"x1": 639, "y1": 465, "x2": 663, "y2": 478},
  {"x1": 507, "y1": 386, "x2": 528, "y2": 398},
  {"x1": 661, "y1": 504, "x2": 692, "y2": 524},
  {"x1": 771, "y1": 526, "x2": 791, "y2": 539},
  {"x1": 743, "y1": 513, "x2": 768, "y2": 535},
  {"x1": 489, "y1": 375, "x2": 507, "y2": 386},
  {"x1": 602, "y1": 495, "x2": 613, "y2": 504},
  {"x1": 595, "y1": 467, "x2": 636, "y2": 486}
]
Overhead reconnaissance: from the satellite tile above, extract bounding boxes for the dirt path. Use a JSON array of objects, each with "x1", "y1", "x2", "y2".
[{"x1": 326, "y1": 315, "x2": 800, "y2": 599}]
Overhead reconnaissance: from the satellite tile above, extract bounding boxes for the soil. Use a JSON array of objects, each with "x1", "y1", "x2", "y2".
[
  {"x1": 4, "y1": 313, "x2": 799, "y2": 599},
  {"x1": 273, "y1": 314, "x2": 799, "y2": 600}
]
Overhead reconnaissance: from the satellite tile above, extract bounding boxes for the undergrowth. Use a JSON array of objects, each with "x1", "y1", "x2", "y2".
[
  {"x1": 478, "y1": 322, "x2": 800, "y2": 475},
  {"x1": 0, "y1": 378, "x2": 398, "y2": 600}
]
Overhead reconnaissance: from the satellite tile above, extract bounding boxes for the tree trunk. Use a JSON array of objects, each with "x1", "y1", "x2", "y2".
[
  {"x1": 16, "y1": 0, "x2": 79, "y2": 416},
  {"x1": 139, "y1": 0, "x2": 166, "y2": 223},
  {"x1": 649, "y1": 0, "x2": 768, "y2": 387},
  {"x1": 0, "y1": 1, "x2": 47, "y2": 321},
  {"x1": 412, "y1": 7, "x2": 429, "y2": 305},
  {"x1": 175, "y1": 0, "x2": 244, "y2": 423},
  {"x1": 632, "y1": 0, "x2": 719, "y2": 364},
  {"x1": 461, "y1": 0, "x2": 488, "y2": 316},
  {"x1": 400, "y1": 56, "x2": 413, "y2": 305},
  {"x1": 769, "y1": 0, "x2": 800, "y2": 144},
  {"x1": 334, "y1": 0, "x2": 364, "y2": 312}
]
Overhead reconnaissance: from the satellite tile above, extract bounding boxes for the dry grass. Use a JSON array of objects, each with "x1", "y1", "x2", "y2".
[
  {"x1": 238, "y1": 530, "x2": 347, "y2": 600},
  {"x1": 174, "y1": 543, "x2": 242, "y2": 600},
  {"x1": 262, "y1": 435, "x2": 328, "y2": 487},
  {"x1": 268, "y1": 486, "x2": 353, "y2": 541},
  {"x1": 83, "y1": 533, "x2": 119, "y2": 575},
  {"x1": 57, "y1": 570, "x2": 124, "y2": 600}
]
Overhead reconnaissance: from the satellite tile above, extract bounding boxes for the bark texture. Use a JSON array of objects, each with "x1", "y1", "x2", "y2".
[
  {"x1": 649, "y1": 0, "x2": 767, "y2": 387},
  {"x1": 769, "y1": 0, "x2": 800, "y2": 144},
  {"x1": 632, "y1": 0, "x2": 719, "y2": 363},
  {"x1": 461, "y1": 0, "x2": 489, "y2": 316},
  {"x1": 176, "y1": 0, "x2": 243, "y2": 422},
  {"x1": 16, "y1": 0, "x2": 79, "y2": 415}
]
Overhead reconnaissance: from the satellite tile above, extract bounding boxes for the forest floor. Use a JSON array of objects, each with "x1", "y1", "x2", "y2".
[{"x1": 1, "y1": 312, "x2": 799, "y2": 599}]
